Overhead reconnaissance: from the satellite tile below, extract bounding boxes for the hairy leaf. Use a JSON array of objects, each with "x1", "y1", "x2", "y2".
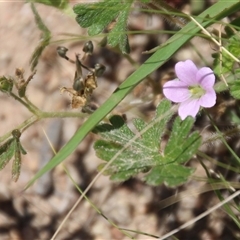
[
  {"x1": 230, "y1": 69, "x2": 240, "y2": 99},
  {"x1": 0, "y1": 139, "x2": 15, "y2": 170},
  {"x1": 0, "y1": 130, "x2": 27, "y2": 182},
  {"x1": 73, "y1": 0, "x2": 133, "y2": 53},
  {"x1": 213, "y1": 34, "x2": 240, "y2": 76},
  {"x1": 93, "y1": 100, "x2": 201, "y2": 187}
]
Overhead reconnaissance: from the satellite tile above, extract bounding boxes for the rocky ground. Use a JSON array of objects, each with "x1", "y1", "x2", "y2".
[{"x1": 0, "y1": 1, "x2": 239, "y2": 240}]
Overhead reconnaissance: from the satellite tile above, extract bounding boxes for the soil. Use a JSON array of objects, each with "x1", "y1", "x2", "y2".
[{"x1": 0, "y1": 1, "x2": 239, "y2": 240}]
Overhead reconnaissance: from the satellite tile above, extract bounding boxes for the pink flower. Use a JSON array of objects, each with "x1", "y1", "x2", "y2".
[{"x1": 163, "y1": 60, "x2": 216, "y2": 120}]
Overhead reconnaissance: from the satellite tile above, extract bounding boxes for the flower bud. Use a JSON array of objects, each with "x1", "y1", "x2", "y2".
[
  {"x1": 12, "y1": 129, "x2": 21, "y2": 139},
  {"x1": 0, "y1": 76, "x2": 13, "y2": 93}
]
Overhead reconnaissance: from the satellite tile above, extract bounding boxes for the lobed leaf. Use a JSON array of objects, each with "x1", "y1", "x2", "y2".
[
  {"x1": 144, "y1": 164, "x2": 194, "y2": 187},
  {"x1": 229, "y1": 69, "x2": 240, "y2": 99},
  {"x1": 213, "y1": 34, "x2": 240, "y2": 76},
  {"x1": 74, "y1": 1, "x2": 118, "y2": 33},
  {"x1": 164, "y1": 117, "x2": 201, "y2": 164},
  {"x1": 73, "y1": 0, "x2": 133, "y2": 53},
  {"x1": 230, "y1": 82, "x2": 240, "y2": 99},
  {"x1": 94, "y1": 100, "x2": 201, "y2": 187}
]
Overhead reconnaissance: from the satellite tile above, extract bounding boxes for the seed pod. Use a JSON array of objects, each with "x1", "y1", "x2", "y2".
[
  {"x1": 94, "y1": 63, "x2": 106, "y2": 77},
  {"x1": 82, "y1": 103, "x2": 98, "y2": 113},
  {"x1": 73, "y1": 76, "x2": 85, "y2": 94},
  {"x1": 57, "y1": 46, "x2": 69, "y2": 60},
  {"x1": 82, "y1": 41, "x2": 94, "y2": 55}
]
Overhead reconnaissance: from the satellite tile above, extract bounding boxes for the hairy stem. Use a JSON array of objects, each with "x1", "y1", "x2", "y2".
[
  {"x1": 0, "y1": 110, "x2": 87, "y2": 144},
  {"x1": 9, "y1": 92, "x2": 39, "y2": 115}
]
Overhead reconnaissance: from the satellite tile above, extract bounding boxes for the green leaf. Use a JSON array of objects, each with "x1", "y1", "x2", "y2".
[
  {"x1": 107, "y1": 2, "x2": 131, "y2": 54},
  {"x1": 144, "y1": 164, "x2": 194, "y2": 187},
  {"x1": 74, "y1": 1, "x2": 118, "y2": 32},
  {"x1": 213, "y1": 34, "x2": 240, "y2": 75},
  {"x1": 12, "y1": 140, "x2": 26, "y2": 182},
  {"x1": 0, "y1": 130, "x2": 27, "y2": 182},
  {"x1": 29, "y1": 3, "x2": 51, "y2": 71},
  {"x1": 93, "y1": 101, "x2": 201, "y2": 187},
  {"x1": 164, "y1": 117, "x2": 201, "y2": 164},
  {"x1": 140, "y1": 0, "x2": 151, "y2": 3},
  {"x1": 73, "y1": 0, "x2": 133, "y2": 53},
  {"x1": 230, "y1": 71, "x2": 240, "y2": 99},
  {"x1": 26, "y1": 0, "x2": 68, "y2": 9},
  {"x1": 0, "y1": 138, "x2": 15, "y2": 170},
  {"x1": 25, "y1": 1, "x2": 240, "y2": 190},
  {"x1": 145, "y1": 117, "x2": 201, "y2": 186}
]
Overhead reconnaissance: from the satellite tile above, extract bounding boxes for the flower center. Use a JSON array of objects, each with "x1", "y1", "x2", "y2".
[{"x1": 188, "y1": 85, "x2": 205, "y2": 99}]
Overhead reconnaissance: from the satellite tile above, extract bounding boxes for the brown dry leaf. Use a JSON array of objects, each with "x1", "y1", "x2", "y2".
[{"x1": 84, "y1": 73, "x2": 97, "y2": 96}]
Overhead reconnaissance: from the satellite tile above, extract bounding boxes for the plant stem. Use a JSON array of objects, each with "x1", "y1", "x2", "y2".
[
  {"x1": 0, "y1": 110, "x2": 88, "y2": 144},
  {"x1": 0, "y1": 115, "x2": 38, "y2": 143},
  {"x1": 9, "y1": 92, "x2": 39, "y2": 115},
  {"x1": 24, "y1": 96, "x2": 41, "y2": 113},
  {"x1": 40, "y1": 111, "x2": 87, "y2": 118}
]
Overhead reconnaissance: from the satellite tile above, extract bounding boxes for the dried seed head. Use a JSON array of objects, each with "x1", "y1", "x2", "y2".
[
  {"x1": 84, "y1": 73, "x2": 97, "y2": 95},
  {"x1": 15, "y1": 68, "x2": 24, "y2": 77},
  {"x1": 72, "y1": 95, "x2": 87, "y2": 109}
]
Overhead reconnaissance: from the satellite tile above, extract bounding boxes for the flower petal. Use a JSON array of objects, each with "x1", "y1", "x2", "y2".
[
  {"x1": 163, "y1": 80, "x2": 190, "y2": 103},
  {"x1": 199, "y1": 89, "x2": 216, "y2": 107},
  {"x1": 196, "y1": 67, "x2": 215, "y2": 89},
  {"x1": 178, "y1": 99, "x2": 200, "y2": 120},
  {"x1": 175, "y1": 60, "x2": 198, "y2": 85}
]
